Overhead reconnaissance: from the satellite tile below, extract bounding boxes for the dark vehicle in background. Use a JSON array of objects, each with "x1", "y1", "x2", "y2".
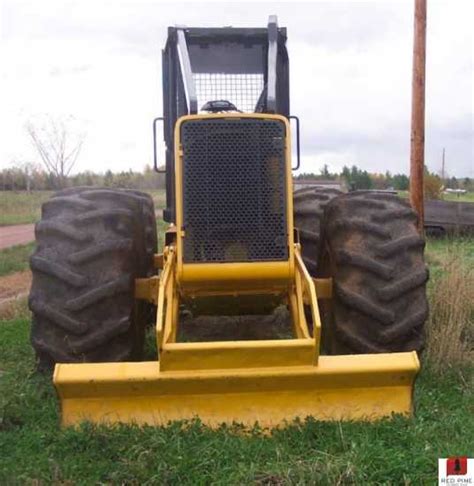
[{"x1": 424, "y1": 199, "x2": 474, "y2": 236}]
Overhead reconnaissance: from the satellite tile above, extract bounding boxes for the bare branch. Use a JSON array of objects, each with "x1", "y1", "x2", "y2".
[{"x1": 26, "y1": 116, "x2": 86, "y2": 187}]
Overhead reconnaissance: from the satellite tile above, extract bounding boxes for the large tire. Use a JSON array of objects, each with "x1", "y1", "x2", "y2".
[
  {"x1": 293, "y1": 187, "x2": 342, "y2": 273},
  {"x1": 124, "y1": 189, "x2": 158, "y2": 264},
  {"x1": 29, "y1": 188, "x2": 157, "y2": 370},
  {"x1": 124, "y1": 189, "x2": 158, "y2": 329},
  {"x1": 319, "y1": 191, "x2": 428, "y2": 354}
]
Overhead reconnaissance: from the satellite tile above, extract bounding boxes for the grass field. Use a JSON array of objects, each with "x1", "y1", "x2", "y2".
[
  {"x1": 0, "y1": 243, "x2": 35, "y2": 276},
  {"x1": 0, "y1": 191, "x2": 52, "y2": 226},
  {"x1": 426, "y1": 236, "x2": 474, "y2": 278},
  {"x1": 443, "y1": 191, "x2": 474, "y2": 202},
  {"x1": 0, "y1": 315, "x2": 472, "y2": 484},
  {"x1": 149, "y1": 189, "x2": 166, "y2": 210},
  {"x1": 0, "y1": 190, "x2": 473, "y2": 483},
  {"x1": 397, "y1": 190, "x2": 474, "y2": 203}
]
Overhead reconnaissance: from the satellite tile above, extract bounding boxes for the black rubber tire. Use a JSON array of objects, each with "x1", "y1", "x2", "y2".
[
  {"x1": 51, "y1": 187, "x2": 157, "y2": 274},
  {"x1": 293, "y1": 186, "x2": 342, "y2": 273},
  {"x1": 123, "y1": 189, "x2": 158, "y2": 329},
  {"x1": 29, "y1": 187, "x2": 157, "y2": 371},
  {"x1": 319, "y1": 191, "x2": 429, "y2": 354},
  {"x1": 123, "y1": 189, "x2": 158, "y2": 268}
]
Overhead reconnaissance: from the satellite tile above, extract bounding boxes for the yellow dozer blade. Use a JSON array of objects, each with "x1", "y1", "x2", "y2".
[{"x1": 55, "y1": 352, "x2": 419, "y2": 427}]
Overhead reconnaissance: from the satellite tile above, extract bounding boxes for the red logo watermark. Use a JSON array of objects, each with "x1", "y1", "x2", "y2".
[
  {"x1": 439, "y1": 457, "x2": 473, "y2": 485},
  {"x1": 447, "y1": 457, "x2": 468, "y2": 476}
]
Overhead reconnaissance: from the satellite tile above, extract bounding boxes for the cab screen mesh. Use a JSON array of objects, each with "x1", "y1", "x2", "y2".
[
  {"x1": 181, "y1": 118, "x2": 288, "y2": 263},
  {"x1": 193, "y1": 73, "x2": 264, "y2": 113}
]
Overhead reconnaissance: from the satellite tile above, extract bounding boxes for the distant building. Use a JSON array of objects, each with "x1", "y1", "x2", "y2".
[
  {"x1": 293, "y1": 179, "x2": 344, "y2": 192},
  {"x1": 444, "y1": 188, "x2": 467, "y2": 195}
]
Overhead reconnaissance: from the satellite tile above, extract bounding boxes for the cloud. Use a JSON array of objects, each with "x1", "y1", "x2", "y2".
[{"x1": 0, "y1": 0, "x2": 472, "y2": 176}]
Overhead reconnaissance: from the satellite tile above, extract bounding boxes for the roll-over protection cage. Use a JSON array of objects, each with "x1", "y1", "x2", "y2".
[{"x1": 155, "y1": 16, "x2": 290, "y2": 222}]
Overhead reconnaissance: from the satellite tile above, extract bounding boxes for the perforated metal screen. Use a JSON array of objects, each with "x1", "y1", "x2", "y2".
[
  {"x1": 193, "y1": 73, "x2": 264, "y2": 113},
  {"x1": 181, "y1": 118, "x2": 288, "y2": 263}
]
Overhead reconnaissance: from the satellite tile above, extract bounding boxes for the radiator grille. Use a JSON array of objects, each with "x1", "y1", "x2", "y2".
[{"x1": 181, "y1": 118, "x2": 288, "y2": 263}]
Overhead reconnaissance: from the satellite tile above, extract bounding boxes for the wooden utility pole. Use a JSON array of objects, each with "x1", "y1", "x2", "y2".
[{"x1": 409, "y1": 0, "x2": 427, "y2": 233}]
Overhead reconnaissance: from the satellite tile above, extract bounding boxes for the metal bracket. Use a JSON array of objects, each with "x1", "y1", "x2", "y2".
[
  {"x1": 135, "y1": 276, "x2": 160, "y2": 305},
  {"x1": 154, "y1": 254, "x2": 164, "y2": 269},
  {"x1": 176, "y1": 27, "x2": 198, "y2": 114},
  {"x1": 266, "y1": 15, "x2": 278, "y2": 113},
  {"x1": 289, "y1": 115, "x2": 300, "y2": 170},
  {"x1": 301, "y1": 278, "x2": 333, "y2": 303},
  {"x1": 153, "y1": 117, "x2": 165, "y2": 173}
]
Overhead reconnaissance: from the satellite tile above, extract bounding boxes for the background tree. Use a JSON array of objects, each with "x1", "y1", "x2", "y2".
[
  {"x1": 463, "y1": 177, "x2": 473, "y2": 191},
  {"x1": 320, "y1": 164, "x2": 335, "y2": 179},
  {"x1": 424, "y1": 166, "x2": 443, "y2": 199},
  {"x1": 446, "y1": 176, "x2": 459, "y2": 189},
  {"x1": 26, "y1": 116, "x2": 85, "y2": 188},
  {"x1": 340, "y1": 165, "x2": 373, "y2": 190},
  {"x1": 370, "y1": 173, "x2": 390, "y2": 190},
  {"x1": 392, "y1": 174, "x2": 410, "y2": 191}
]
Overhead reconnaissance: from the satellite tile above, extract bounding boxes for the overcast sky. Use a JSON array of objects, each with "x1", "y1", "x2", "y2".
[{"x1": 1, "y1": 0, "x2": 472, "y2": 177}]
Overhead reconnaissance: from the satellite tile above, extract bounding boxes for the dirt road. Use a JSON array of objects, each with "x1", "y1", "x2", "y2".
[{"x1": 0, "y1": 224, "x2": 35, "y2": 250}]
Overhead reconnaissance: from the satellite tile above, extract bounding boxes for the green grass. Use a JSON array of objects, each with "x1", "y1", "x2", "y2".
[
  {"x1": 0, "y1": 243, "x2": 35, "y2": 276},
  {"x1": 0, "y1": 191, "x2": 52, "y2": 226},
  {"x1": 426, "y1": 236, "x2": 474, "y2": 261},
  {"x1": 149, "y1": 189, "x2": 166, "y2": 210},
  {"x1": 157, "y1": 217, "x2": 168, "y2": 251},
  {"x1": 425, "y1": 236, "x2": 474, "y2": 281},
  {"x1": 397, "y1": 190, "x2": 474, "y2": 203},
  {"x1": 0, "y1": 318, "x2": 472, "y2": 484},
  {"x1": 443, "y1": 191, "x2": 474, "y2": 202}
]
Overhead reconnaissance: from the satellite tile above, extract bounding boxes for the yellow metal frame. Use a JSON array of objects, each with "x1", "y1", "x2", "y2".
[
  {"x1": 173, "y1": 113, "x2": 295, "y2": 289},
  {"x1": 53, "y1": 113, "x2": 421, "y2": 428},
  {"x1": 155, "y1": 243, "x2": 321, "y2": 371}
]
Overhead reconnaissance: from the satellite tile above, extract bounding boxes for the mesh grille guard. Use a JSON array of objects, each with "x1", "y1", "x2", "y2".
[{"x1": 181, "y1": 118, "x2": 288, "y2": 263}]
